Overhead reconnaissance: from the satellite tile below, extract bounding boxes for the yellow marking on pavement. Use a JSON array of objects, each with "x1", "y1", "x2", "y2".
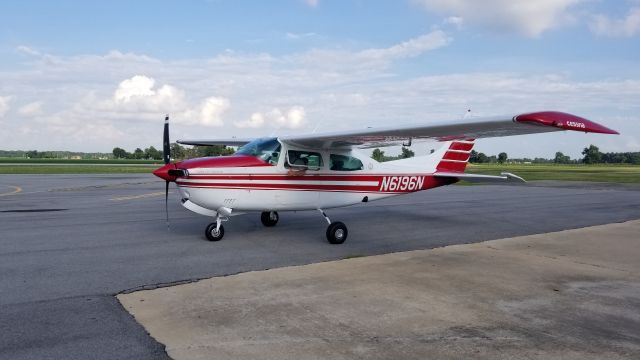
[
  {"x1": 110, "y1": 192, "x2": 166, "y2": 201},
  {"x1": 0, "y1": 185, "x2": 22, "y2": 197}
]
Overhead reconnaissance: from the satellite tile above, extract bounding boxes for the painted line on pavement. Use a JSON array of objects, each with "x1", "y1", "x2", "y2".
[
  {"x1": 110, "y1": 192, "x2": 166, "y2": 201},
  {"x1": 0, "y1": 185, "x2": 22, "y2": 197}
]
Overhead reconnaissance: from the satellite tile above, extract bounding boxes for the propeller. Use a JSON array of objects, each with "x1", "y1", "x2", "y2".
[{"x1": 163, "y1": 115, "x2": 170, "y2": 229}]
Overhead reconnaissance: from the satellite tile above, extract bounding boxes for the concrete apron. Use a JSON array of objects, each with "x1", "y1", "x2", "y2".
[{"x1": 118, "y1": 220, "x2": 640, "y2": 360}]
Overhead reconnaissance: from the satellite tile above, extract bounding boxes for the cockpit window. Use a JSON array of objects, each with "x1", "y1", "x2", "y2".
[
  {"x1": 330, "y1": 154, "x2": 364, "y2": 171},
  {"x1": 235, "y1": 138, "x2": 281, "y2": 165}
]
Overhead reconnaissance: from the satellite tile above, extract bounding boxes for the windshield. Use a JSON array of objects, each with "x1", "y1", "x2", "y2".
[{"x1": 235, "y1": 138, "x2": 281, "y2": 164}]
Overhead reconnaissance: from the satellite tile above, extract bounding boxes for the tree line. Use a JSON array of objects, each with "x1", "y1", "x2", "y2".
[
  {"x1": 111, "y1": 143, "x2": 234, "y2": 160},
  {"x1": 371, "y1": 144, "x2": 640, "y2": 165}
]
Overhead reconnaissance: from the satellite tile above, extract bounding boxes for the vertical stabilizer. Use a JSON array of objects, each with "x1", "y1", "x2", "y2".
[{"x1": 435, "y1": 139, "x2": 475, "y2": 173}]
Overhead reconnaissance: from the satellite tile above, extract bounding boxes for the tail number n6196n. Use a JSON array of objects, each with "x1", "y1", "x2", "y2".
[{"x1": 379, "y1": 176, "x2": 425, "y2": 192}]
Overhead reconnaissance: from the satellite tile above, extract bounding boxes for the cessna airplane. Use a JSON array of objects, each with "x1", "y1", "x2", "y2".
[{"x1": 153, "y1": 111, "x2": 618, "y2": 244}]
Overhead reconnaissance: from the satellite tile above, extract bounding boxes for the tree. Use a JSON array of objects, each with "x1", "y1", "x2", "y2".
[
  {"x1": 400, "y1": 147, "x2": 415, "y2": 159},
  {"x1": 372, "y1": 148, "x2": 385, "y2": 162},
  {"x1": 554, "y1": 152, "x2": 571, "y2": 164},
  {"x1": 582, "y1": 144, "x2": 602, "y2": 164},
  {"x1": 112, "y1": 147, "x2": 128, "y2": 159},
  {"x1": 144, "y1": 146, "x2": 162, "y2": 160},
  {"x1": 469, "y1": 150, "x2": 479, "y2": 163},
  {"x1": 170, "y1": 143, "x2": 186, "y2": 160},
  {"x1": 477, "y1": 152, "x2": 489, "y2": 163},
  {"x1": 498, "y1": 152, "x2": 508, "y2": 164},
  {"x1": 197, "y1": 145, "x2": 235, "y2": 157},
  {"x1": 133, "y1": 148, "x2": 144, "y2": 159}
]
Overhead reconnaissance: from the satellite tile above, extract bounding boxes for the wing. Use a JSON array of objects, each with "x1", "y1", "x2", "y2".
[
  {"x1": 177, "y1": 139, "x2": 252, "y2": 147},
  {"x1": 280, "y1": 111, "x2": 618, "y2": 149}
]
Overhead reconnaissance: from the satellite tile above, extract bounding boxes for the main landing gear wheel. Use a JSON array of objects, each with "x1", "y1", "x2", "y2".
[
  {"x1": 205, "y1": 223, "x2": 225, "y2": 241},
  {"x1": 260, "y1": 211, "x2": 279, "y2": 227},
  {"x1": 326, "y1": 221, "x2": 348, "y2": 244}
]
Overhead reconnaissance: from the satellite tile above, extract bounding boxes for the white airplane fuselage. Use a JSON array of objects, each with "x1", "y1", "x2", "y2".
[{"x1": 155, "y1": 140, "x2": 458, "y2": 217}]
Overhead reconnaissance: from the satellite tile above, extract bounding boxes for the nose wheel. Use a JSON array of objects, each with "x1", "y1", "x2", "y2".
[{"x1": 205, "y1": 223, "x2": 225, "y2": 241}]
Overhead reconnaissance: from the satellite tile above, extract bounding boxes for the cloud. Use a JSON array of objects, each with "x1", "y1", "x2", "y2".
[
  {"x1": 113, "y1": 75, "x2": 187, "y2": 112},
  {"x1": 1, "y1": 34, "x2": 637, "y2": 155},
  {"x1": 413, "y1": 0, "x2": 582, "y2": 37},
  {"x1": 18, "y1": 101, "x2": 43, "y2": 117},
  {"x1": 194, "y1": 96, "x2": 230, "y2": 126},
  {"x1": 590, "y1": 7, "x2": 640, "y2": 37},
  {"x1": 303, "y1": 0, "x2": 318, "y2": 8},
  {"x1": 293, "y1": 30, "x2": 450, "y2": 74},
  {"x1": 0, "y1": 96, "x2": 11, "y2": 118},
  {"x1": 235, "y1": 112, "x2": 265, "y2": 129},
  {"x1": 358, "y1": 31, "x2": 450, "y2": 60},
  {"x1": 443, "y1": 16, "x2": 464, "y2": 30},
  {"x1": 103, "y1": 75, "x2": 229, "y2": 127},
  {"x1": 235, "y1": 106, "x2": 307, "y2": 129},
  {"x1": 286, "y1": 32, "x2": 318, "y2": 40},
  {"x1": 16, "y1": 45, "x2": 42, "y2": 57}
]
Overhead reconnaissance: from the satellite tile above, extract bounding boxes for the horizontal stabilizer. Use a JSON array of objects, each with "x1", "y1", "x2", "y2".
[{"x1": 434, "y1": 172, "x2": 526, "y2": 183}]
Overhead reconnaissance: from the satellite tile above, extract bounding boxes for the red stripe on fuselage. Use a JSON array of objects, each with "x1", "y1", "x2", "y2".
[{"x1": 176, "y1": 175, "x2": 456, "y2": 193}]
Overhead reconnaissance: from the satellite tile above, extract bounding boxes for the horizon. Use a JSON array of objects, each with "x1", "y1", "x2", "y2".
[{"x1": 0, "y1": 0, "x2": 638, "y2": 158}]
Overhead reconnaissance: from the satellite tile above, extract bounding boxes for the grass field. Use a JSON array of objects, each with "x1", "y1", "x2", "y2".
[
  {"x1": 1, "y1": 159, "x2": 638, "y2": 183},
  {"x1": 0, "y1": 165, "x2": 155, "y2": 174},
  {"x1": 0, "y1": 158, "x2": 160, "y2": 174},
  {"x1": 467, "y1": 163, "x2": 640, "y2": 184},
  {"x1": 0, "y1": 158, "x2": 158, "y2": 164}
]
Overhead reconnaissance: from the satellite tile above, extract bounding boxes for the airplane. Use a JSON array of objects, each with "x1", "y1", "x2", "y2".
[{"x1": 153, "y1": 111, "x2": 618, "y2": 244}]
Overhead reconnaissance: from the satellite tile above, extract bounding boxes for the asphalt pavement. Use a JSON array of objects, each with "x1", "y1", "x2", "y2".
[{"x1": 1, "y1": 174, "x2": 639, "y2": 359}]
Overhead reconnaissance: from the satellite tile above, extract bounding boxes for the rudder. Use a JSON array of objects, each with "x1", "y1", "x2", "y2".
[{"x1": 436, "y1": 139, "x2": 475, "y2": 172}]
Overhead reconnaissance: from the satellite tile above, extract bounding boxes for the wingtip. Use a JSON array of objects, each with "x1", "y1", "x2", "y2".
[{"x1": 514, "y1": 111, "x2": 619, "y2": 135}]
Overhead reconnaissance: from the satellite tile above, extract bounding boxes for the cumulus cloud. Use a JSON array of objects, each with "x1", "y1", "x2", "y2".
[
  {"x1": 113, "y1": 75, "x2": 187, "y2": 112},
  {"x1": 235, "y1": 112, "x2": 266, "y2": 129},
  {"x1": 195, "y1": 96, "x2": 230, "y2": 126},
  {"x1": 590, "y1": 7, "x2": 640, "y2": 37},
  {"x1": 18, "y1": 101, "x2": 43, "y2": 117},
  {"x1": 0, "y1": 96, "x2": 11, "y2": 118},
  {"x1": 103, "y1": 75, "x2": 229, "y2": 127},
  {"x1": 235, "y1": 106, "x2": 306, "y2": 129},
  {"x1": 413, "y1": 0, "x2": 582, "y2": 37}
]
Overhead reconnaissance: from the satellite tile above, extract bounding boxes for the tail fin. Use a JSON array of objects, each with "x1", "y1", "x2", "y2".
[{"x1": 435, "y1": 139, "x2": 474, "y2": 173}]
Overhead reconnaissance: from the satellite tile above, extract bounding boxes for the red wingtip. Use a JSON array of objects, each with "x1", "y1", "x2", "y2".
[{"x1": 515, "y1": 111, "x2": 619, "y2": 135}]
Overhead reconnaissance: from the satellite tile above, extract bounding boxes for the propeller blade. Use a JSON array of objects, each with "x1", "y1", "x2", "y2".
[
  {"x1": 165, "y1": 180, "x2": 170, "y2": 229},
  {"x1": 163, "y1": 115, "x2": 170, "y2": 165}
]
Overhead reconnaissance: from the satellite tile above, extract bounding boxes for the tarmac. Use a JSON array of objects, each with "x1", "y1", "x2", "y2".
[
  {"x1": 1, "y1": 174, "x2": 640, "y2": 359},
  {"x1": 119, "y1": 220, "x2": 640, "y2": 360}
]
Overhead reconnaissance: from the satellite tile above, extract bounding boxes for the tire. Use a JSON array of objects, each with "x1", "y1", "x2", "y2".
[
  {"x1": 260, "y1": 211, "x2": 279, "y2": 227},
  {"x1": 326, "y1": 222, "x2": 348, "y2": 244},
  {"x1": 205, "y1": 223, "x2": 225, "y2": 241}
]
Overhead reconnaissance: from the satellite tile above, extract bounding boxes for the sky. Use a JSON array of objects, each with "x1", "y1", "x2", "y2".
[{"x1": 0, "y1": 0, "x2": 638, "y2": 158}]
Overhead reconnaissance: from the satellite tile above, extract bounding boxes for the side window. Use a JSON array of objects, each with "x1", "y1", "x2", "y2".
[
  {"x1": 286, "y1": 150, "x2": 324, "y2": 169},
  {"x1": 330, "y1": 154, "x2": 364, "y2": 171}
]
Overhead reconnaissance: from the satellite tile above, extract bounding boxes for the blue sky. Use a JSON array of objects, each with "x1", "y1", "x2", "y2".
[{"x1": 0, "y1": 0, "x2": 638, "y2": 157}]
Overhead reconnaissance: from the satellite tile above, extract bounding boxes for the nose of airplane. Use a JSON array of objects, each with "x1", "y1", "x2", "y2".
[{"x1": 153, "y1": 163, "x2": 177, "y2": 182}]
